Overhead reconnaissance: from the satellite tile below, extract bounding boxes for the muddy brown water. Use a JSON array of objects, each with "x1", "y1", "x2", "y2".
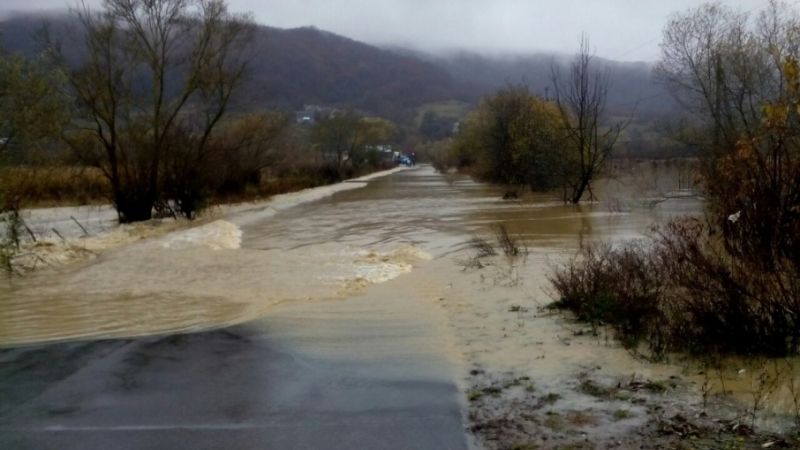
[
  {"x1": 0, "y1": 164, "x2": 695, "y2": 341},
  {"x1": 0, "y1": 164, "x2": 797, "y2": 429}
]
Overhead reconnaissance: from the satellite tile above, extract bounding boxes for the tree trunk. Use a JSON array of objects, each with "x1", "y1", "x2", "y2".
[
  {"x1": 116, "y1": 196, "x2": 154, "y2": 223},
  {"x1": 571, "y1": 177, "x2": 590, "y2": 204}
]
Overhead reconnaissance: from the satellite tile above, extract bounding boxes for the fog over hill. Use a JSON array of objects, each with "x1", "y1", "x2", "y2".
[
  {"x1": 0, "y1": 12, "x2": 677, "y2": 124},
  {"x1": 423, "y1": 51, "x2": 676, "y2": 119}
]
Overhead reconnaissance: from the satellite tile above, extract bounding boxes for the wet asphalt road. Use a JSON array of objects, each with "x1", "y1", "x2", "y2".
[
  {"x1": 0, "y1": 289, "x2": 469, "y2": 450},
  {"x1": 0, "y1": 168, "x2": 474, "y2": 449}
]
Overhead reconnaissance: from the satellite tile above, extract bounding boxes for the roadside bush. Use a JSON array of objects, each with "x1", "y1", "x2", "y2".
[
  {"x1": 257, "y1": 161, "x2": 341, "y2": 198},
  {"x1": 211, "y1": 113, "x2": 294, "y2": 197},
  {"x1": 449, "y1": 85, "x2": 569, "y2": 191},
  {"x1": 160, "y1": 111, "x2": 394, "y2": 215},
  {"x1": 549, "y1": 241, "x2": 666, "y2": 354},
  {"x1": 549, "y1": 218, "x2": 800, "y2": 358},
  {"x1": 656, "y1": 219, "x2": 800, "y2": 357}
]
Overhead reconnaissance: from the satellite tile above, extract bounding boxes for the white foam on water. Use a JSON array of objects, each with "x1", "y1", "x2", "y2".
[
  {"x1": 1, "y1": 167, "x2": 416, "y2": 345},
  {"x1": 160, "y1": 220, "x2": 242, "y2": 250},
  {"x1": 334, "y1": 245, "x2": 434, "y2": 290},
  {"x1": 354, "y1": 262, "x2": 413, "y2": 284}
]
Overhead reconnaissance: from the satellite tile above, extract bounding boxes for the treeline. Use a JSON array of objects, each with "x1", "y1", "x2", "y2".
[
  {"x1": 551, "y1": 1, "x2": 800, "y2": 358},
  {"x1": 0, "y1": 0, "x2": 400, "y2": 228}
]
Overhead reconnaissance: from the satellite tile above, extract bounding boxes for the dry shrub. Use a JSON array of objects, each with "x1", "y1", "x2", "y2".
[
  {"x1": 549, "y1": 241, "x2": 666, "y2": 353},
  {"x1": 656, "y1": 219, "x2": 800, "y2": 357},
  {"x1": 549, "y1": 217, "x2": 800, "y2": 358},
  {"x1": 256, "y1": 162, "x2": 336, "y2": 198},
  {"x1": 494, "y1": 224, "x2": 526, "y2": 259}
]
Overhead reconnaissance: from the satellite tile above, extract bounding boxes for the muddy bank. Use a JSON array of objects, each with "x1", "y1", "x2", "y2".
[{"x1": 438, "y1": 241, "x2": 800, "y2": 449}]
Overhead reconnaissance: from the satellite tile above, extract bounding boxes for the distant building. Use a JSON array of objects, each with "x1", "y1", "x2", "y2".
[
  {"x1": 296, "y1": 113, "x2": 314, "y2": 124},
  {"x1": 295, "y1": 105, "x2": 322, "y2": 124},
  {"x1": 295, "y1": 105, "x2": 342, "y2": 125}
]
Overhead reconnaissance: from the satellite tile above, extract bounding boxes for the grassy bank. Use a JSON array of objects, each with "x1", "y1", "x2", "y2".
[{"x1": 1, "y1": 162, "x2": 397, "y2": 210}]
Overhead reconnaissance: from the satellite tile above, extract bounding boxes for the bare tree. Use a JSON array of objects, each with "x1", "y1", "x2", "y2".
[
  {"x1": 656, "y1": 1, "x2": 800, "y2": 272},
  {"x1": 66, "y1": 0, "x2": 253, "y2": 222},
  {"x1": 552, "y1": 34, "x2": 624, "y2": 204},
  {"x1": 655, "y1": 1, "x2": 800, "y2": 153}
]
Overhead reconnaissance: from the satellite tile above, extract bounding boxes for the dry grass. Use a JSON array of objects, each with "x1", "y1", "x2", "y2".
[
  {"x1": 0, "y1": 161, "x2": 393, "y2": 209},
  {"x1": 0, "y1": 166, "x2": 110, "y2": 208},
  {"x1": 494, "y1": 224, "x2": 527, "y2": 259},
  {"x1": 469, "y1": 235, "x2": 498, "y2": 258}
]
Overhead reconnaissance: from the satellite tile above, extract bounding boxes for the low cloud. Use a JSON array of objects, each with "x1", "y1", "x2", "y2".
[{"x1": 2, "y1": 0, "x2": 768, "y2": 61}]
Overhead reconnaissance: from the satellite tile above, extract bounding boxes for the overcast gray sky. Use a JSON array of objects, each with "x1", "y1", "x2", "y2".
[{"x1": 0, "y1": 0, "x2": 770, "y2": 61}]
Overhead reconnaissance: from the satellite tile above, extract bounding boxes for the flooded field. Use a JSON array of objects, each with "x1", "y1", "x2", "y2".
[{"x1": 1, "y1": 164, "x2": 798, "y2": 448}]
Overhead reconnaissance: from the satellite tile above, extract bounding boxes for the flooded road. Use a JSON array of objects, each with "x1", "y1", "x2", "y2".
[
  {"x1": 0, "y1": 165, "x2": 697, "y2": 346},
  {"x1": 5, "y1": 164, "x2": 795, "y2": 449}
]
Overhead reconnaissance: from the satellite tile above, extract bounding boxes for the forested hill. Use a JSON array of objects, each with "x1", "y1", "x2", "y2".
[
  {"x1": 244, "y1": 26, "x2": 467, "y2": 122},
  {"x1": 0, "y1": 13, "x2": 676, "y2": 124},
  {"x1": 0, "y1": 14, "x2": 468, "y2": 122}
]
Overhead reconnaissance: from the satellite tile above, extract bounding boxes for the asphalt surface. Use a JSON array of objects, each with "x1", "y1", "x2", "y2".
[{"x1": 0, "y1": 285, "x2": 470, "y2": 450}]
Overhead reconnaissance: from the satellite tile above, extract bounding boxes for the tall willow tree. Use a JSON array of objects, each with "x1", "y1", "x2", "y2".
[{"x1": 67, "y1": 0, "x2": 254, "y2": 222}]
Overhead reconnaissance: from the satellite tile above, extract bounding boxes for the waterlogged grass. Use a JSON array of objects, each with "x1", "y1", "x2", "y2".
[{"x1": 612, "y1": 409, "x2": 633, "y2": 421}]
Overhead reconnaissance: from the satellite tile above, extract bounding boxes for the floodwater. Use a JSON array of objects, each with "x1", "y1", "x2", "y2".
[
  {"x1": 0, "y1": 164, "x2": 695, "y2": 344},
  {"x1": 0, "y1": 163, "x2": 796, "y2": 432}
]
